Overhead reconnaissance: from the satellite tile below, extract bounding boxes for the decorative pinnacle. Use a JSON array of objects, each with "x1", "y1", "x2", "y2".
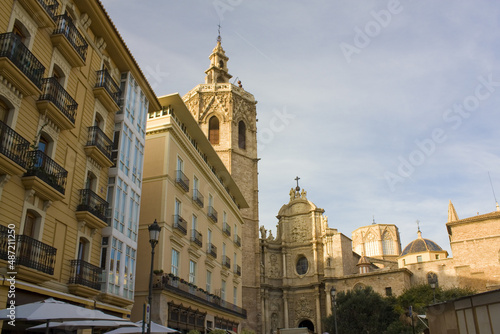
[
  {"x1": 295, "y1": 176, "x2": 300, "y2": 192},
  {"x1": 217, "y1": 23, "x2": 221, "y2": 43}
]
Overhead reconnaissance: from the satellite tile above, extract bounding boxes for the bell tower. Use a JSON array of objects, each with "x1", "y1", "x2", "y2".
[{"x1": 183, "y1": 34, "x2": 261, "y2": 333}]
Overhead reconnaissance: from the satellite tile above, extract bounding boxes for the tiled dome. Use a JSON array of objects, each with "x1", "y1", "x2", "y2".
[{"x1": 401, "y1": 233, "x2": 443, "y2": 256}]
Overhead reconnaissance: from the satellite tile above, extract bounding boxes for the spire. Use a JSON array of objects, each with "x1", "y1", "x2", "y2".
[
  {"x1": 416, "y1": 220, "x2": 422, "y2": 238},
  {"x1": 204, "y1": 26, "x2": 232, "y2": 84},
  {"x1": 448, "y1": 200, "x2": 459, "y2": 222}
]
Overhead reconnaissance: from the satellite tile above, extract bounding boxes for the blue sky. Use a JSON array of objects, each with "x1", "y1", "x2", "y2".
[{"x1": 101, "y1": 0, "x2": 500, "y2": 254}]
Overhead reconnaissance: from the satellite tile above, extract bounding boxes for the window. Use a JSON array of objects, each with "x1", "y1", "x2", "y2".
[
  {"x1": 119, "y1": 125, "x2": 132, "y2": 175},
  {"x1": 435, "y1": 254, "x2": 440, "y2": 260},
  {"x1": 233, "y1": 286, "x2": 238, "y2": 305},
  {"x1": 0, "y1": 99, "x2": 9, "y2": 123},
  {"x1": 365, "y1": 233, "x2": 378, "y2": 256},
  {"x1": 296, "y1": 256, "x2": 308, "y2": 275},
  {"x1": 206, "y1": 271, "x2": 212, "y2": 293},
  {"x1": 189, "y1": 260, "x2": 196, "y2": 284},
  {"x1": 77, "y1": 237, "x2": 89, "y2": 261},
  {"x1": 177, "y1": 156, "x2": 184, "y2": 171},
  {"x1": 124, "y1": 246, "x2": 136, "y2": 299},
  {"x1": 100, "y1": 237, "x2": 108, "y2": 269},
  {"x1": 23, "y1": 211, "x2": 38, "y2": 238},
  {"x1": 171, "y1": 249, "x2": 179, "y2": 276},
  {"x1": 114, "y1": 178, "x2": 127, "y2": 233},
  {"x1": 207, "y1": 229, "x2": 212, "y2": 245},
  {"x1": 192, "y1": 214, "x2": 197, "y2": 231},
  {"x1": 209, "y1": 116, "x2": 219, "y2": 145},
  {"x1": 417, "y1": 255, "x2": 423, "y2": 263},
  {"x1": 175, "y1": 199, "x2": 181, "y2": 216},
  {"x1": 238, "y1": 121, "x2": 246, "y2": 149},
  {"x1": 109, "y1": 238, "x2": 122, "y2": 294},
  {"x1": 382, "y1": 232, "x2": 395, "y2": 255},
  {"x1": 385, "y1": 287, "x2": 392, "y2": 296},
  {"x1": 222, "y1": 242, "x2": 226, "y2": 258},
  {"x1": 221, "y1": 280, "x2": 226, "y2": 301}
]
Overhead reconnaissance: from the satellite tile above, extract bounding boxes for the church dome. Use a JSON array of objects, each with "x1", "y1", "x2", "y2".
[{"x1": 401, "y1": 231, "x2": 443, "y2": 256}]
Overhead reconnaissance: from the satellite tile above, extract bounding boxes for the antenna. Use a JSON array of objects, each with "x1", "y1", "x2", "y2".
[{"x1": 487, "y1": 172, "x2": 499, "y2": 211}]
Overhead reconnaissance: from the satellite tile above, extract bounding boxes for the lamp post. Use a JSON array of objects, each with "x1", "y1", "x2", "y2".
[
  {"x1": 427, "y1": 273, "x2": 438, "y2": 304},
  {"x1": 143, "y1": 219, "x2": 161, "y2": 334},
  {"x1": 330, "y1": 287, "x2": 338, "y2": 334}
]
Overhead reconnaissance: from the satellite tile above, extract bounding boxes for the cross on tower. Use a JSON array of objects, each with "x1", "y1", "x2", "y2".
[{"x1": 295, "y1": 176, "x2": 300, "y2": 192}]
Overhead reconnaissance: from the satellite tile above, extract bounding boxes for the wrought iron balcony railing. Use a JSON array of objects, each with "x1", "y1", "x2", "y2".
[
  {"x1": 86, "y1": 126, "x2": 113, "y2": 161},
  {"x1": 234, "y1": 264, "x2": 241, "y2": 276},
  {"x1": 0, "y1": 233, "x2": 57, "y2": 275},
  {"x1": 207, "y1": 243, "x2": 217, "y2": 259},
  {"x1": 153, "y1": 274, "x2": 247, "y2": 318},
  {"x1": 69, "y1": 259, "x2": 102, "y2": 290},
  {"x1": 234, "y1": 235, "x2": 241, "y2": 247},
  {"x1": 175, "y1": 170, "x2": 189, "y2": 192},
  {"x1": 25, "y1": 150, "x2": 68, "y2": 195},
  {"x1": 39, "y1": 77, "x2": 77, "y2": 124},
  {"x1": 53, "y1": 14, "x2": 88, "y2": 62},
  {"x1": 0, "y1": 32, "x2": 45, "y2": 89},
  {"x1": 0, "y1": 120, "x2": 30, "y2": 169},
  {"x1": 222, "y1": 222, "x2": 231, "y2": 237},
  {"x1": 76, "y1": 188, "x2": 109, "y2": 223},
  {"x1": 95, "y1": 69, "x2": 121, "y2": 106},
  {"x1": 222, "y1": 255, "x2": 231, "y2": 269},
  {"x1": 193, "y1": 189, "x2": 204, "y2": 208},
  {"x1": 37, "y1": 0, "x2": 59, "y2": 19},
  {"x1": 173, "y1": 215, "x2": 187, "y2": 235},
  {"x1": 208, "y1": 206, "x2": 218, "y2": 223},
  {"x1": 190, "y1": 229, "x2": 202, "y2": 247}
]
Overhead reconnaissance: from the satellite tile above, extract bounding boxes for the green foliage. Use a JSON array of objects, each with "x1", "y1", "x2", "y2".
[
  {"x1": 210, "y1": 330, "x2": 227, "y2": 334},
  {"x1": 187, "y1": 330, "x2": 200, "y2": 334},
  {"x1": 324, "y1": 286, "x2": 397, "y2": 334},
  {"x1": 323, "y1": 284, "x2": 476, "y2": 334},
  {"x1": 241, "y1": 329, "x2": 256, "y2": 334}
]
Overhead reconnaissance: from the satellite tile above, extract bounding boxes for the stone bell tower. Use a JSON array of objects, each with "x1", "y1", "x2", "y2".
[{"x1": 183, "y1": 34, "x2": 261, "y2": 333}]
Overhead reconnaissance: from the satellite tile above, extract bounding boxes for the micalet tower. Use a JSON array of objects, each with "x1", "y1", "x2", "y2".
[{"x1": 183, "y1": 34, "x2": 261, "y2": 332}]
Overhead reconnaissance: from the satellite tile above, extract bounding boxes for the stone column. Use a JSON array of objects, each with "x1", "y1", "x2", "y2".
[
  {"x1": 315, "y1": 289, "x2": 322, "y2": 334},
  {"x1": 283, "y1": 291, "x2": 289, "y2": 328}
]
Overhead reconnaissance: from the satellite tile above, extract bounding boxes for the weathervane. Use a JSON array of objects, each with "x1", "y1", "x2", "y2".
[
  {"x1": 295, "y1": 176, "x2": 300, "y2": 192},
  {"x1": 217, "y1": 23, "x2": 221, "y2": 42}
]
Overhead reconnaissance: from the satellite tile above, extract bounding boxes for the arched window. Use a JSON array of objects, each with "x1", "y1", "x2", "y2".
[
  {"x1": 12, "y1": 20, "x2": 30, "y2": 46},
  {"x1": 238, "y1": 121, "x2": 246, "y2": 149},
  {"x1": 0, "y1": 98, "x2": 10, "y2": 124},
  {"x1": 365, "y1": 233, "x2": 378, "y2": 256},
  {"x1": 382, "y1": 231, "x2": 395, "y2": 255},
  {"x1": 208, "y1": 116, "x2": 219, "y2": 145}
]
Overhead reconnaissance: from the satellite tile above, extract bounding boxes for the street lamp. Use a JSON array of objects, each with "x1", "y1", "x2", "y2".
[
  {"x1": 330, "y1": 287, "x2": 338, "y2": 334},
  {"x1": 427, "y1": 273, "x2": 438, "y2": 304},
  {"x1": 143, "y1": 219, "x2": 161, "y2": 334}
]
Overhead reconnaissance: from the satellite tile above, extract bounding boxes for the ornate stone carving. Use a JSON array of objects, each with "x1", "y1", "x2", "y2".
[
  {"x1": 291, "y1": 223, "x2": 308, "y2": 243},
  {"x1": 268, "y1": 254, "x2": 281, "y2": 278},
  {"x1": 294, "y1": 295, "x2": 313, "y2": 321}
]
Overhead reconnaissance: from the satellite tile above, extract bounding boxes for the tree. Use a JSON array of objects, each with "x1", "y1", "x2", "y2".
[{"x1": 323, "y1": 286, "x2": 397, "y2": 334}]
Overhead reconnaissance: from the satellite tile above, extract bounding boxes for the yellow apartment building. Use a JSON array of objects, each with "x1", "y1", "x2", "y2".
[
  {"x1": 0, "y1": 0, "x2": 158, "y2": 331},
  {"x1": 133, "y1": 93, "x2": 247, "y2": 332}
]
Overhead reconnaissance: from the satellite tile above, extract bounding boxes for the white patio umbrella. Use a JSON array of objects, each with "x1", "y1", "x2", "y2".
[
  {"x1": 0, "y1": 298, "x2": 129, "y2": 333},
  {"x1": 27, "y1": 320, "x2": 139, "y2": 331},
  {"x1": 104, "y1": 320, "x2": 179, "y2": 334}
]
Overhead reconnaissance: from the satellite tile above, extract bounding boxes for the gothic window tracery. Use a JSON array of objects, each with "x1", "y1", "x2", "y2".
[{"x1": 209, "y1": 116, "x2": 219, "y2": 145}]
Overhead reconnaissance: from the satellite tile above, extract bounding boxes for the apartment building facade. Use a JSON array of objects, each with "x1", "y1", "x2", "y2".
[
  {"x1": 133, "y1": 93, "x2": 247, "y2": 332},
  {"x1": 0, "y1": 0, "x2": 158, "y2": 330}
]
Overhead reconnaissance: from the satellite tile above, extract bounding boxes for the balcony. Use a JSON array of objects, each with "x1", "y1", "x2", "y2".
[
  {"x1": 22, "y1": 150, "x2": 67, "y2": 202},
  {"x1": 36, "y1": 77, "x2": 77, "y2": 130},
  {"x1": 51, "y1": 14, "x2": 88, "y2": 67},
  {"x1": 234, "y1": 235, "x2": 241, "y2": 248},
  {"x1": 75, "y1": 189, "x2": 109, "y2": 229},
  {"x1": 222, "y1": 255, "x2": 231, "y2": 270},
  {"x1": 234, "y1": 265, "x2": 241, "y2": 277},
  {"x1": 18, "y1": 0, "x2": 59, "y2": 28},
  {"x1": 208, "y1": 206, "x2": 218, "y2": 223},
  {"x1": 193, "y1": 189, "x2": 204, "y2": 208},
  {"x1": 0, "y1": 33, "x2": 45, "y2": 96},
  {"x1": 93, "y1": 69, "x2": 121, "y2": 112},
  {"x1": 222, "y1": 222, "x2": 231, "y2": 237},
  {"x1": 84, "y1": 126, "x2": 113, "y2": 168},
  {"x1": 173, "y1": 215, "x2": 187, "y2": 235},
  {"x1": 68, "y1": 259, "x2": 102, "y2": 297},
  {"x1": 190, "y1": 230, "x2": 202, "y2": 248},
  {"x1": 0, "y1": 121, "x2": 30, "y2": 175},
  {"x1": 153, "y1": 274, "x2": 247, "y2": 318},
  {"x1": 207, "y1": 243, "x2": 217, "y2": 259},
  {"x1": 175, "y1": 170, "x2": 189, "y2": 192},
  {"x1": 0, "y1": 229, "x2": 56, "y2": 283}
]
